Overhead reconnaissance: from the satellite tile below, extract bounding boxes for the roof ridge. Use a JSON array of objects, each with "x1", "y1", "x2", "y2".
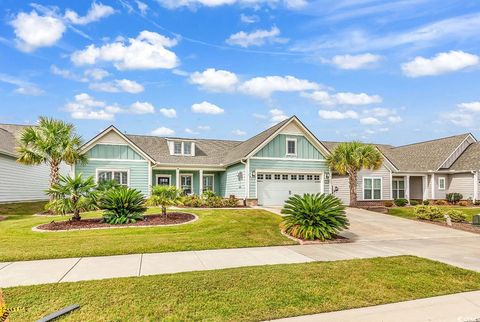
[
  {"x1": 393, "y1": 133, "x2": 470, "y2": 149},
  {"x1": 126, "y1": 133, "x2": 242, "y2": 143}
]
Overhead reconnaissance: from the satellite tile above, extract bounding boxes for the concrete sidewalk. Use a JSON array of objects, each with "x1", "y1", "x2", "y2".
[{"x1": 271, "y1": 290, "x2": 480, "y2": 322}]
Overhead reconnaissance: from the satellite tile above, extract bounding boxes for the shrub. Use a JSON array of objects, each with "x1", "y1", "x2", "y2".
[
  {"x1": 223, "y1": 196, "x2": 239, "y2": 207},
  {"x1": 446, "y1": 193, "x2": 463, "y2": 204},
  {"x1": 435, "y1": 200, "x2": 448, "y2": 206},
  {"x1": 99, "y1": 186, "x2": 146, "y2": 224},
  {"x1": 394, "y1": 198, "x2": 408, "y2": 207},
  {"x1": 182, "y1": 195, "x2": 206, "y2": 207},
  {"x1": 410, "y1": 200, "x2": 419, "y2": 206},
  {"x1": 458, "y1": 201, "x2": 469, "y2": 207},
  {"x1": 423, "y1": 200, "x2": 430, "y2": 205},
  {"x1": 147, "y1": 186, "x2": 183, "y2": 216},
  {"x1": 414, "y1": 206, "x2": 443, "y2": 221},
  {"x1": 475, "y1": 201, "x2": 480, "y2": 206},
  {"x1": 281, "y1": 193, "x2": 349, "y2": 241},
  {"x1": 444, "y1": 209, "x2": 467, "y2": 223},
  {"x1": 384, "y1": 201, "x2": 393, "y2": 207}
]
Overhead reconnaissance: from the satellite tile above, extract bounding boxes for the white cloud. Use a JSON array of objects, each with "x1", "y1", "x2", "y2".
[
  {"x1": 284, "y1": 0, "x2": 307, "y2": 9},
  {"x1": 130, "y1": 101, "x2": 155, "y2": 114},
  {"x1": 14, "y1": 86, "x2": 44, "y2": 96},
  {"x1": 0, "y1": 73, "x2": 44, "y2": 96},
  {"x1": 402, "y1": 51, "x2": 479, "y2": 77},
  {"x1": 360, "y1": 117, "x2": 381, "y2": 125},
  {"x1": 191, "y1": 101, "x2": 225, "y2": 115},
  {"x1": 232, "y1": 129, "x2": 247, "y2": 136},
  {"x1": 189, "y1": 68, "x2": 239, "y2": 92},
  {"x1": 64, "y1": 2, "x2": 115, "y2": 25},
  {"x1": 304, "y1": 90, "x2": 382, "y2": 106},
  {"x1": 198, "y1": 125, "x2": 211, "y2": 130},
  {"x1": 388, "y1": 115, "x2": 402, "y2": 123},
  {"x1": 363, "y1": 107, "x2": 402, "y2": 124},
  {"x1": 329, "y1": 53, "x2": 381, "y2": 70},
  {"x1": 136, "y1": 1, "x2": 149, "y2": 15},
  {"x1": 71, "y1": 30, "x2": 179, "y2": 70},
  {"x1": 11, "y1": 11, "x2": 66, "y2": 52},
  {"x1": 157, "y1": 0, "x2": 305, "y2": 9},
  {"x1": 185, "y1": 128, "x2": 199, "y2": 135},
  {"x1": 458, "y1": 101, "x2": 480, "y2": 112},
  {"x1": 84, "y1": 68, "x2": 110, "y2": 81},
  {"x1": 240, "y1": 14, "x2": 259, "y2": 24},
  {"x1": 51, "y1": 66, "x2": 110, "y2": 82},
  {"x1": 240, "y1": 75, "x2": 319, "y2": 98},
  {"x1": 226, "y1": 27, "x2": 287, "y2": 48},
  {"x1": 151, "y1": 127, "x2": 175, "y2": 136},
  {"x1": 64, "y1": 93, "x2": 114, "y2": 120},
  {"x1": 318, "y1": 110, "x2": 358, "y2": 120},
  {"x1": 90, "y1": 79, "x2": 144, "y2": 93},
  {"x1": 159, "y1": 108, "x2": 177, "y2": 118},
  {"x1": 253, "y1": 113, "x2": 267, "y2": 119},
  {"x1": 269, "y1": 108, "x2": 288, "y2": 122}
]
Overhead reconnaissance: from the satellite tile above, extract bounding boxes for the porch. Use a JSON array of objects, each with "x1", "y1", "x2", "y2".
[
  {"x1": 392, "y1": 174, "x2": 429, "y2": 202},
  {"x1": 151, "y1": 167, "x2": 223, "y2": 196}
]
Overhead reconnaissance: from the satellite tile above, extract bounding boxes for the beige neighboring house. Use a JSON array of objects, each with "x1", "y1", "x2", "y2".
[
  {"x1": 323, "y1": 133, "x2": 480, "y2": 205},
  {"x1": 0, "y1": 123, "x2": 69, "y2": 203}
]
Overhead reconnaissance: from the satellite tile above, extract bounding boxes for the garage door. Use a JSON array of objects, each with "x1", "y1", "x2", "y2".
[{"x1": 257, "y1": 173, "x2": 322, "y2": 206}]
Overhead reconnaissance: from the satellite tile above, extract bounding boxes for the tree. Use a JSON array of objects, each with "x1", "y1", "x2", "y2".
[
  {"x1": 16, "y1": 117, "x2": 87, "y2": 201},
  {"x1": 326, "y1": 142, "x2": 383, "y2": 207},
  {"x1": 46, "y1": 174, "x2": 96, "y2": 221},
  {"x1": 147, "y1": 185, "x2": 183, "y2": 217}
]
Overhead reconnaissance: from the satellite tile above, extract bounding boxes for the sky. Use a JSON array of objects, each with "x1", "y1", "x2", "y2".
[{"x1": 0, "y1": 0, "x2": 479, "y2": 146}]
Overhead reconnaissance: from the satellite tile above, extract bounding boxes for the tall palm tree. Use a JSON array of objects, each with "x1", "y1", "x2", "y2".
[
  {"x1": 16, "y1": 117, "x2": 87, "y2": 200},
  {"x1": 327, "y1": 142, "x2": 383, "y2": 207}
]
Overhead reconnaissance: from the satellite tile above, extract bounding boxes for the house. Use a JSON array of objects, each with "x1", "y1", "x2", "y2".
[
  {"x1": 325, "y1": 133, "x2": 480, "y2": 205},
  {"x1": 0, "y1": 124, "x2": 68, "y2": 203},
  {"x1": 76, "y1": 116, "x2": 480, "y2": 207},
  {"x1": 75, "y1": 116, "x2": 332, "y2": 206}
]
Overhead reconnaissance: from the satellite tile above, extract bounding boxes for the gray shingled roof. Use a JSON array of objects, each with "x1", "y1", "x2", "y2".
[
  {"x1": 449, "y1": 142, "x2": 480, "y2": 171},
  {"x1": 0, "y1": 124, "x2": 31, "y2": 157}
]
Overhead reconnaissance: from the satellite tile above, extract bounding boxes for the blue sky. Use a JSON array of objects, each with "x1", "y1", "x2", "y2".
[{"x1": 0, "y1": 0, "x2": 479, "y2": 145}]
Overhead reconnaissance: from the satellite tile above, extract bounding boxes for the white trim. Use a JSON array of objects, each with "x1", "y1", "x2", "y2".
[
  {"x1": 148, "y1": 163, "x2": 152, "y2": 195},
  {"x1": 255, "y1": 169, "x2": 323, "y2": 175},
  {"x1": 286, "y1": 137, "x2": 297, "y2": 156},
  {"x1": 180, "y1": 173, "x2": 193, "y2": 194},
  {"x1": 250, "y1": 156, "x2": 326, "y2": 162},
  {"x1": 437, "y1": 134, "x2": 476, "y2": 170},
  {"x1": 95, "y1": 168, "x2": 130, "y2": 186},
  {"x1": 389, "y1": 170, "x2": 393, "y2": 199},
  {"x1": 202, "y1": 173, "x2": 215, "y2": 193},
  {"x1": 431, "y1": 173, "x2": 435, "y2": 199},
  {"x1": 88, "y1": 158, "x2": 148, "y2": 163},
  {"x1": 362, "y1": 177, "x2": 383, "y2": 200},
  {"x1": 155, "y1": 174, "x2": 172, "y2": 186},
  {"x1": 199, "y1": 169, "x2": 203, "y2": 193},
  {"x1": 392, "y1": 177, "x2": 406, "y2": 199},
  {"x1": 474, "y1": 171, "x2": 478, "y2": 203},
  {"x1": 438, "y1": 176, "x2": 446, "y2": 190},
  {"x1": 245, "y1": 159, "x2": 250, "y2": 199},
  {"x1": 153, "y1": 164, "x2": 226, "y2": 171},
  {"x1": 175, "y1": 168, "x2": 180, "y2": 189}
]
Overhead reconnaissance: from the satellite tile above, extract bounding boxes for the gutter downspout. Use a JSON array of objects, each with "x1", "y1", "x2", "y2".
[{"x1": 241, "y1": 159, "x2": 249, "y2": 206}]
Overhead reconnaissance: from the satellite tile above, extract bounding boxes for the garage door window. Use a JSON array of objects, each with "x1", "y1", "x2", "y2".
[
  {"x1": 291, "y1": 174, "x2": 297, "y2": 180},
  {"x1": 282, "y1": 174, "x2": 288, "y2": 180},
  {"x1": 257, "y1": 174, "x2": 264, "y2": 180},
  {"x1": 364, "y1": 178, "x2": 382, "y2": 200},
  {"x1": 265, "y1": 174, "x2": 272, "y2": 180},
  {"x1": 307, "y1": 175, "x2": 313, "y2": 180},
  {"x1": 314, "y1": 175, "x2": 320, "y2": 181},
  {"x1": 274, "y1": 174, "x2": 281, "y2": 180}
]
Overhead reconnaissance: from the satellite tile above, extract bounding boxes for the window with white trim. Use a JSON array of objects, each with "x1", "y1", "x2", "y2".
[
  {"x1": 156, "y1": 175, "x2": 171, "y2": 186},
  {"x1": 282, "y1": 174, "x2": 288, "y2": 180},
  {"x1": 257, "y1": 174, "x2": 264, "y2": 180},
  {"x1": 181, "y1": 175, "x2": 193, "y2": 194},
  {"x1": 172, "y1": 141, "x2": 193, "y2": 156},
  {"x1": 314, "y1": 175, "x2": 320, "y2": 181},
  {"x1": 274, "y1": 174, "x2": 281, "y2": 180},
  {"x1": 298, "y1": 174, "x2": 305, "y2": 180},
  {"x1": 174, "y1": 142, "x2": 182, "y2": 155},
  {"x1": 286, "y1": 138, "x2": 297, "y2": 155},
  {"x1": 98, "y1": 170, "x2": 128, "y2": 186},
  {"x1": 364, "y1": 178, "x2": 382, "y2": 200},
  {"x1": 307, "y1": 175, "x2": 313, "y2": 181},
  {"x1": 438, "y1": 177, "x2": 446, "y2": 190},
  {"x1": 265, "y1": 174, "x2": 272, "y2": 180},
  {"x1": 291, "y1": 174, "x2": 297, "y2": 180},
  {"x1": 392, "y1": 179, "x2": 405, "y2": 199},
  {"x1": 203, "y1": 175, "x2": 214, "y2": 192},
  {"x1": 184, "y1": 142, "x2": 192, "y2": 155}
]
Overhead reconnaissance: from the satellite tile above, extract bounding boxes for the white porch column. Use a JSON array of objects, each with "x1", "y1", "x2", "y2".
[
  {"x1": 474, "y1": 171, "x2": 478, "y2": 203},
  {"x1": 405, "y1": 175, "x2": 410, "y2": 201},
  {"x1": 431, "y1": 173, "x2": 435, "y2": 199},
  {"x1": 176, "y1": 168, "x2": 180, "y2": 190},
  {"x1": 422, "y1": 175, "x2": 427, "y2": 201},
  {"x1": 199, "y1": 169, "x2": 203, "y2": 195}
]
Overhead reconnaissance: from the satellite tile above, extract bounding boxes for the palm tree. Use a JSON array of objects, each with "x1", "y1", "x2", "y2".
[
  {"x1": 327, "y1": 142, "x2": 383, "y2": 207},
  {"x1": 17, "y1": 117, "x2": 87, "y2": 200},
  {"x1": 46, "y1": 174, "x2": 96, "y2": 221},
  {"x1": 147, "y1": 185, "x2": 183, "y2": 217}
]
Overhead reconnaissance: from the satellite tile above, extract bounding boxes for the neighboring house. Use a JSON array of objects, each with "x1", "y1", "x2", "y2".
[
  {"x1": 0, "y1": 124, "x2": 69, "y2": 203},
  {"x1": 324, "y1": 133, "x2": 480, "y2": 205},
  {"x1": 75, "y1": 116, "x2": 332, "y2": 206}
]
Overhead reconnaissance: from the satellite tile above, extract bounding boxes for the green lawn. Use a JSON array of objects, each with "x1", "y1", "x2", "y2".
[
  {"x1": 0, "y1": 202, "x2": 294, "y2": 262},
  {"x1": 388, "y1": 206, "x2": 480, "y2": 222},
  {"x1": 4, "y1": 256, "x2": 480, "y2": 321}
]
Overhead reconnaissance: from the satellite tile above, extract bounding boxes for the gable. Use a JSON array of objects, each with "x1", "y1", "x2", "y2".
[
  {"x1": 254, "y1": 134, "x2": 326, "y2": 160},
  {"x1": 440, "y1": 134, "x2": 476, "y2": 169},
  {"x1": 86, "y1": 144, "x2": 145, "y2": 160},
  {"x1": 96, "y1": 130, "x2": 129, "y2": 145}
]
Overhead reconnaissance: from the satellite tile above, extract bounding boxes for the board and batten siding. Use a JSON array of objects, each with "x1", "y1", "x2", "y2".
[
  {"x1": 357, "y1": 164, "x2": 392, "y2": 201},
  {"x1": 448, "y1": 173, "x2": 474, "y2": 200},
  {"x1": 220, "y1": 163, "x2": 245, "y2": 198},
  {"x1": 249, "y1": 159, "x2": 329, "y2": 199},
  {"x1": 86, "y1": 144, "x2": 144, "y2": 160},
  {"x1": 0, "y1": 154, "x2": 70, "y2": 203},
  {"x1": 254, "y1": 134, "x2": 324, "y2": 160}
]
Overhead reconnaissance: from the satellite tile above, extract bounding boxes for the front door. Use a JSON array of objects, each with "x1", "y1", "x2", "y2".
[{"x1": 181, "y1": 175, "x2": 193, "y2": 194}]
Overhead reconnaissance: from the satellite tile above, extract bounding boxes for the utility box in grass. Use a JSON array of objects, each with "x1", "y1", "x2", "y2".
[{"x1": 474, "y1": 215, "x2": 480, "y2": 225}]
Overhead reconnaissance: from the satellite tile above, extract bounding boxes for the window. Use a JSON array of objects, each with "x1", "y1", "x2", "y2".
[
  {"x1": 307, "y1": 175, "x2": 313, "y2": 181},
  {"x1": 392, "y1": 179, "x2": 405, "y2": 199},
  {"x1": 184, "y1": 142, "x2": 192, "y2": 155},
  {"x1": 298, "y1": 174, "x2": 305, "y2": 180},
  {"x1": 291, "y1": 174, "x2": 297, "y2": 180},
  {"x1": 156, "y1": 175, "x2": 171, "y2": 186},
  {"x1": 282, "y1": 174, "x2": 289, "y2": 180},
  {"x1": 438, "y1": 177, "x2": 446, "y2": 190},
  {"x1": 181, "y1": 175, "x2": 193, "y2": 194},
  {"x1": 257, "y1": 174, "x2": 264, "y2": 180},
  {"x1": 174, "y1": 142, "x2": 182, "y2": 155},
  {"x1": 286, "y1": 138, "x2": 296, "y2": 155},
  {"x1": 265, "y1": 174, "x2": 272, "y2": 180},
  {"x1": 98, "y1": 170, "x2": 128, "y2": 186},
  {"x1": 203, "y1": 175, "x2": 214, "y2": 192},
  {"x1": 314, "y1": 175, "x2": 320, "y2": 181},
  {"x1": 364, "y1": 178, "x2": 382, "y2": 200},
  {"x1": 274, "y1": 174, "x2": 281, "y2": 180}
]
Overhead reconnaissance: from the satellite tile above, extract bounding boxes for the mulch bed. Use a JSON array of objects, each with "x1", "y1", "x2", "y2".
[
  {"x1": 36, "y1": 212, "x2": 196, "y2": 231},
  {"x1": 281, "y1": 231, "x2": 350, "y2": 245},
  {"x1": 418, "y1": 219, "x2": 480, "y2": 234}
]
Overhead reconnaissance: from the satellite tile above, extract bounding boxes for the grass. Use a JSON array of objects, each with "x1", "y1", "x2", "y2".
[
  {"x1": 0, "y1": 202, "x2": 294, "y2": 262},
  {"x1": 4, "y1": 256, "x2": 480, "y2": 321},
  {"x1": 388, "y1": 206, "x2": 480, "y2": 222}
]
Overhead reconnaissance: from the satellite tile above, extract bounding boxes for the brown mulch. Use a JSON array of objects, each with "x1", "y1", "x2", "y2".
[
  {"x1": 418, "y1": 219, "x2": 480, "y2": 234},
  {"x1": 281, "y1": 230, "x2": 350, "y2": 245},
  {"x1": 37, "y1": 212, "x2": 196, "y2": 231},
  {"x1": 0, "y1": 215, "x2": 6, "y2": 221}
]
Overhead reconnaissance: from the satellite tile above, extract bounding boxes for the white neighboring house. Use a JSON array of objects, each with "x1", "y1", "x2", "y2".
[{"x1": 0, "y1": 124, "x2": 70, "y2": 204}]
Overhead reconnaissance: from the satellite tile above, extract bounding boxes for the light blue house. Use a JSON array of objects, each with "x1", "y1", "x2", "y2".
[{"x1": 76, "y1": 116, "x2": 332, "y2": 206}]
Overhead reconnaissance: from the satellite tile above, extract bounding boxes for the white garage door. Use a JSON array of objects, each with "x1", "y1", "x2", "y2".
[{"x1": 257, "y1": 173, "x2": 322, "y2": 206}]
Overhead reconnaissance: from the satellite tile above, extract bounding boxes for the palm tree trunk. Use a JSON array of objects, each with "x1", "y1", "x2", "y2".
[
  {"x1": 162, "y1": 206, "x2": 167, "y2": 217},
  {"x1": 49, "y1": 160, "x2": 60, "y2": 202},
  {"x1": 348, "y1": 169, "x2": 358, "y2": 207}
]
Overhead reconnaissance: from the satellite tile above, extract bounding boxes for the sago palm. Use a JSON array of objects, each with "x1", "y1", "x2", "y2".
[
  {"x1": 46, "y1": 174, "x2": 96, "y2": 221},
  {"x1": 99, "y1": 186, "x2": 147, "y2": 224},
  {"x1": 326, "y1": 142, "x2": 383, "y2": 206},
  {"x1": 281, "y1": 193, "x2": 349, "y2": 241},
  {"x1": 17, "y1": 117, "x2": 87, "y2": 201}
]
